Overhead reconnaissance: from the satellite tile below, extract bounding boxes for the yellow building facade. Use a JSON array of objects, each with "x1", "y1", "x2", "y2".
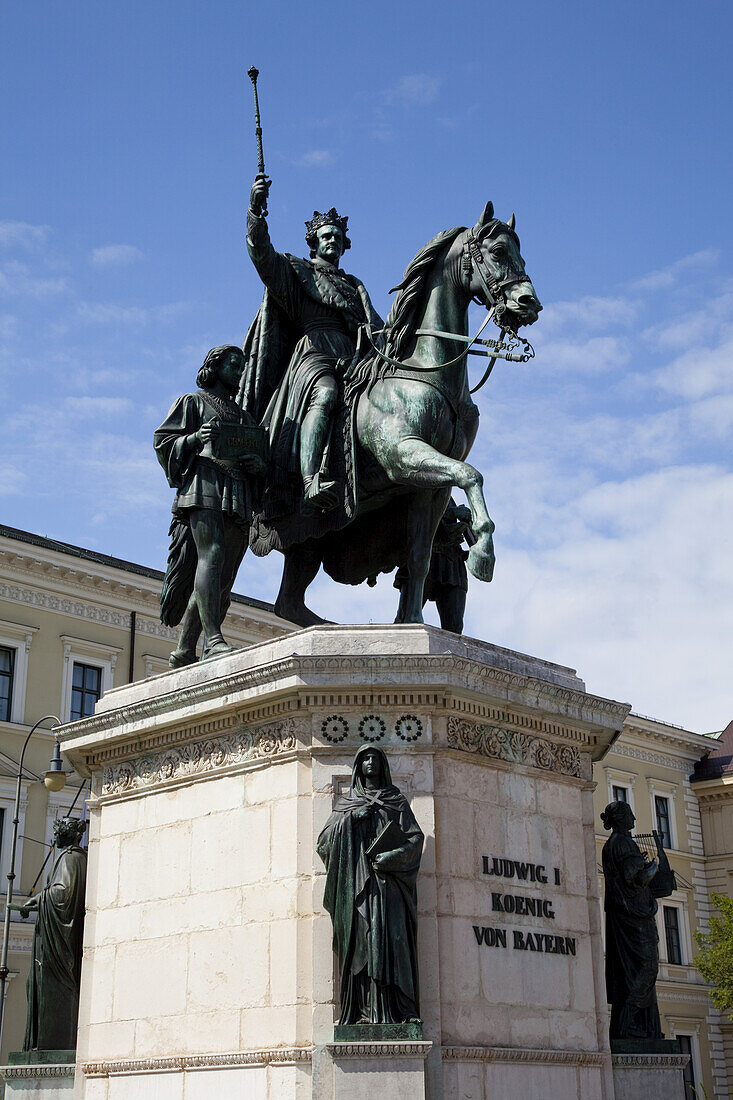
[
  {"x1": 595, "y1": 713, "x2": 728, "y2": 1098},
  {"x1": 0, "y1": 523, "x2": 293, "y2": 1059},
  {"x1": 0, "y1": 523, "x2": 729, "y2": 1098}
]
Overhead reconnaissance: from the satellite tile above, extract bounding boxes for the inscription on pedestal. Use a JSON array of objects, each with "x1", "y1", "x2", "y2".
[{"x1": 472, "y1": 852, "x2": 578, "y2": 956}]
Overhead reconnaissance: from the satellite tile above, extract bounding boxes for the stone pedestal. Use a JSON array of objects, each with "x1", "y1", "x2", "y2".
[
  {"x1": 0, "y1": 1052, "x2": 76, "y2": 1099},
  {"x1": 328, "y1": 1042, "x2": 431, "y2": 1100},
  {"x1": 611, "y1": 1052, "x2": 690, "y2": 1099},
  {"x1": 59, "y1": 625, "x2": 629, "y2": 1100}
]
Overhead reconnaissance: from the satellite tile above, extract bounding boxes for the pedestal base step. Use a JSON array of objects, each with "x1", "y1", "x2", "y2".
[
  {"x1": 611, "y1": 1049, "x2": 690, "y2": 1100},
  {"x1": 327, "y1": 1041, "x2": 432, "y2": 1100},
  {"x1": 0, "y1": 1052, "x2": 75, "y2": 1100}
]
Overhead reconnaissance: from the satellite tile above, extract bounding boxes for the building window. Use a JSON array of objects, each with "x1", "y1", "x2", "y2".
[
  {"x1": 60, "y1": 636, "x2": 121, "y2": 722},
  {"x1": 612, "y1": 785, "x2": 628, "y2": 803},
  {"x1": 0, "y1": 647, "x2": 14, "y2": 723},
  {"x1": 677, "y1": 1035, "x2": 696, "y2": 1099},
  {"x1": 70, "y1": 663, "x2": 102, "y2": 721},
  {"x1": 655, "y1": 795, "x2": 672, "y2": 848},
  {"x1": 663, "y1": 905, "x2": 683, "y2": 964}
]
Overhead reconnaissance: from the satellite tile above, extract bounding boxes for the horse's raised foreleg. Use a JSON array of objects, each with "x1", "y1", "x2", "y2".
[
  {"x1": 391, "y1": 438, "x2": 496, "y2": 582},
  {"x1": 274, "y1": 545, "x2": 326, "y2": 627}
]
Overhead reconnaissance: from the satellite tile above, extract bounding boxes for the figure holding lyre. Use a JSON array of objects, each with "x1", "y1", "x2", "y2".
[{"x1": 601, "y1": 799, "x2": 676, "y2": 1041}]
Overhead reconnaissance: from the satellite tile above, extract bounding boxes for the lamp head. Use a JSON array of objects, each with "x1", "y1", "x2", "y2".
[{"x1": 44, "y1": 741, "x2": 67, "y2": 792}]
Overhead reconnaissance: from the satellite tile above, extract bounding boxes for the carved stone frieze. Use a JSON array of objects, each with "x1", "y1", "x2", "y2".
[
  {"x1": 611, "y1": 741, "x2": 693, "y2": 773},
  {"x1": 611, "y1": 1053, "x2": 689, "y2": 1069},
  {"x1": 442, "y1": 1046, "x2": 605, "y2": 1066},
  {"x1": 0, "y1": 574, "x2": 283, "y2": 644},
  {"x1": 1, "y1": 1064, "x2": 75, "y2": 1078},
  {"x1": 82, "y1": 1049, "x2": 313, "y2": 1076},
  {"x1": 327, "y1": 1042, "x2": 432, "y2": 1060},
  {"x1": 101, "y1": 718, "x2": 301, "y2": 796},
  {"x1": 447, "y1": 716, "x2": 582, "y2": 778}
]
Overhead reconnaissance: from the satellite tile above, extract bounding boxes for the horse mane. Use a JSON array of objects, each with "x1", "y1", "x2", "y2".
[{"x1": 385, "y1": 226, "x2": 466, "y2": 358}]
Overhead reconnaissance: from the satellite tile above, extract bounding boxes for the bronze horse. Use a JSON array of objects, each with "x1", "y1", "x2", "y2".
[{"x1": 270, "y1": 203, "x2": 541, "y2": 627}]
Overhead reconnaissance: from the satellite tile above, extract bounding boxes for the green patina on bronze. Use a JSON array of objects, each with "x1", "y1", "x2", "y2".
[
  {"x1": 317, "y1": 747, "x2": 424, "y2": 1029},
  {"x1": 155, "y1": 345, "x2": 266, "y2": 666},
  {"x1": 154, "y1": 158, "x2": 541, "y2": 648},
  {"x1": 21, "y1": 818, "x2": 87, "y2": 1053},
  {"x1": 393, "y1": 498, "x2": 473, "y2": 634},
  {"x1": 240, "y1": 174, "x2": 541, "y2": 629}
]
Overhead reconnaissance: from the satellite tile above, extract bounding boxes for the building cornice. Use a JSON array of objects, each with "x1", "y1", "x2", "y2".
[
  {"x1": 0, "y1": 551, "x2": 292, "y2": 642},
  {"x1": 57, "y1": 647, "x2": 630, "y2": 774},
  {"x1": 623, "y1": 716, "x2": 714, "y2": 755}
]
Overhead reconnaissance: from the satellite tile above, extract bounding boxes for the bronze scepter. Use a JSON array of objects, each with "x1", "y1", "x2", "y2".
[{"x1": 247, "y1": 66, "x2": 267, "y2": 216}]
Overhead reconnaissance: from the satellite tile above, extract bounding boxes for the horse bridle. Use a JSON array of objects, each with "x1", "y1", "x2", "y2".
[{"x1": 363, "y1": 227, "x2": 535, "y2": 392}]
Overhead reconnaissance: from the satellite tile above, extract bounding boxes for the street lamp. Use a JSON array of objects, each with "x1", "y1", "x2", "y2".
[{"x1": 0, "y1": 715, "x2": 66, "y2": 1048}]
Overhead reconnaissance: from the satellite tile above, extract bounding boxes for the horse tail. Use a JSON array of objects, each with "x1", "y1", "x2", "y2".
[{"x1": 160, "y1": 516, "x2": 196, "y2": 627}]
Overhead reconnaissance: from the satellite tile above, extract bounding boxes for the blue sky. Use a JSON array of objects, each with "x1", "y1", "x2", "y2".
[{"x1": 1, "y1": 1, "x2": 731, "y2": 731}]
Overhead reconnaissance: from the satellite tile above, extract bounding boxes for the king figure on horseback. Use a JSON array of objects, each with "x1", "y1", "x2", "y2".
[{"x1": 243, "y1": 174, "x2": 383, "y2": 517}]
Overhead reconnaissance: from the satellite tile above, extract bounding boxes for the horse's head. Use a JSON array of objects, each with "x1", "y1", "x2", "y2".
[{"x1": 465, "y1": 202, "x2": 542, "y2": 330}]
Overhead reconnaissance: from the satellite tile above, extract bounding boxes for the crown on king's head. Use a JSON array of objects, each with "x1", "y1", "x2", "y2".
[{"x1": 305, "y1": 208, "x2": 350, "y2": 239}]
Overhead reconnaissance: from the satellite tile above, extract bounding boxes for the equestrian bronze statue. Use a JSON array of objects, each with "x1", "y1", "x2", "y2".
[
  {"x1": 153, "y1": 70, "x2": 542, "y2": 648},
  {"x1": 240, "y1": 175, "x2": 541, "y2": 628}
]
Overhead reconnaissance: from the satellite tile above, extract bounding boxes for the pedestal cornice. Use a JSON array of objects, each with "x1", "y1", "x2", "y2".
[{"x1": 58, "y1": 626, "x2": 630, "y2": 776}]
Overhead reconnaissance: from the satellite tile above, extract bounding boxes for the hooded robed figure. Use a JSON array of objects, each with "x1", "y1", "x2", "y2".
[
  {"x1": 317, "y1": 746, "x2": 423, "y2": 1025},
  {"x1": 601, "y1": 800, "x2": 674, "y2": 1041},
  {"x1": 22, "y1": 817, "x2": 87, "y2": 1051}
]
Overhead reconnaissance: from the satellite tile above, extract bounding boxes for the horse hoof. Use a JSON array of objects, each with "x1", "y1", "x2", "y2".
[
  {"x1": 275, "y1": 600, "x2": 326, "y2": 628},
  {"x1": 468, "y1": 543, "x2": 495, "y2": 582}
]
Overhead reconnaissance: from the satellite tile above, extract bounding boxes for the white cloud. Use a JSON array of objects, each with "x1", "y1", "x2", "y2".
[
  {"x1": 654, "y1": 335, "x2": 733, "y2": 399},
  {"x1": 461, "y1": 465, "x2": 733, "y2": 731},
  {"x1": 384, "y1": 74, "x2": 441, "y2": 107},
  {"x1": 0, "y1": 464, "x2": 26, "y2": 496},
  {"x1": 0, "y1": 260, "x2": 68, "y2": 298},
  {"x1": 0, "y1": 221, "x2": 50, "y2": 250},
  {"x1": 90, "y1": 244, "x2": 145, "y2": 267},
  {"x1": 64, "y1": 396, "x2": 134, "y2": 418},
  {"x1": 540, "y1": 295, "x2": 638, "y2": 335},
  {"x1": 295, "y1": 150, "x2": 335, "y2": 168},
  {"x1": 534, "y1": 334, "x2": 630, "y2": 375},
  {"x1": 77, "y1": 300, "x2": 189, "y2": 325},
  {"x1": 630, "y1": 248, "x2": 719, "y2": 292}
]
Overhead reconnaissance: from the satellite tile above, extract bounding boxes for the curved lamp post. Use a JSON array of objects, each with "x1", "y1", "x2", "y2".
[{"x1": 0, "y1": 715, "x2": 66, "y2": 1048}]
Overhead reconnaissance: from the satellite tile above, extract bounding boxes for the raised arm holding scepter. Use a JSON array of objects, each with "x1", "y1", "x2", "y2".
[
  {"x1": 240, "y1": 67, "x2": 383, "y2": 547},
  {"x1": 247, "y1": 67, "x2": 269, "y2": 215}
]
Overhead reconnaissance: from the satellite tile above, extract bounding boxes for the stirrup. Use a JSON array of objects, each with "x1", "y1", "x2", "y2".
[{"x1": 303, "y1": 472, "x2": 340, "y2": 513}]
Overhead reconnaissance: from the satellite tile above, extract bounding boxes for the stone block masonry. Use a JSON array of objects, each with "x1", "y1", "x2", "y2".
[{"x1": 58, "y1": 624, "x2": 631, "y2": 1099}]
